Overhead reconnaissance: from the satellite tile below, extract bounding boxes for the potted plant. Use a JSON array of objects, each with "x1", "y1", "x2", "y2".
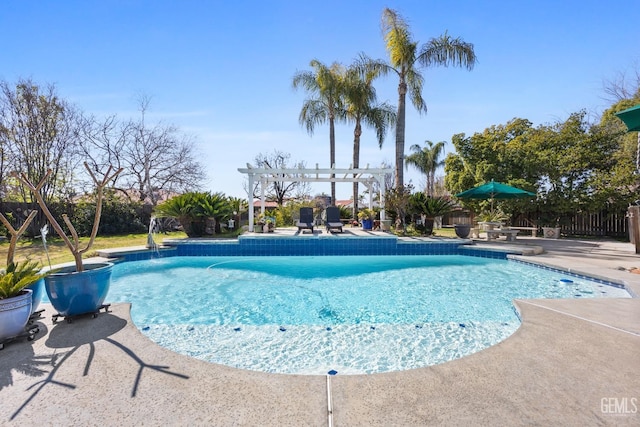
[
  {"x1": 254, "y1": 213, "x2": 266, "y2": 233},
  {"x1": 358, "y1": 208, "x2": 376, "y2": 230},
  {"x1": 14, "y1": 163, "x2": 123, "y2": 318},
  {"x1": 265, "y1": 217, "x2": 275, "y2": 232},
  {"x1": 476, "y1": 209, "x2": 510, "y2": 225},
  {"x1": 385, "y1": 185, "x2": 413, "y2": 234},
  {"x1": 0, "y1": 261, "x2": 46, "y2": 342},
  {"x1": 0, "y1": 209, "x2": 45, "y2": 314}
]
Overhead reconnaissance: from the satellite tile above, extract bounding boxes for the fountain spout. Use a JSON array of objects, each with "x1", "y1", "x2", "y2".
[{"x1": 146, "y1": 216, "x2": 159, "y2": 249}]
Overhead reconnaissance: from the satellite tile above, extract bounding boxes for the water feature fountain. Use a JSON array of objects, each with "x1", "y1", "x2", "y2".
[{"x1": 146, "y1": 216, "x2": 159, "y2": 250}]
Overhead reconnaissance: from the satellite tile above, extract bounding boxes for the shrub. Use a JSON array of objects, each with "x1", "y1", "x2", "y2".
[
  {"x1": 410, "y1": 193, "x2": 456, "y2": 218},
  {"x1": 72, "y1": 198, "x2": 146, "y2": 236},
  {"x1": 154, "y1": 192, "x2": 234, "y2": 237}
]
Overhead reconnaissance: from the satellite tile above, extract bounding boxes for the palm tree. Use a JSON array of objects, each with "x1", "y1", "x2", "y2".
[
  {"x1": 405, "y1": 140, "x2": 446, "y2": 197},
  {"x1": 368, "y1": 8, "x2": 476, "y2": 189},
  {"x1": 342, "y1": 65, "x2": 396, "y2": 218},
  {"x1": 292, "y1": 60, "x2": 345, "y2": 203}
]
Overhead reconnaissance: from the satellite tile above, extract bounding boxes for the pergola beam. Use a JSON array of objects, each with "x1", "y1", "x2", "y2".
[{"x1": 239, "y1": 165, "x2": 392, "y2": 232}]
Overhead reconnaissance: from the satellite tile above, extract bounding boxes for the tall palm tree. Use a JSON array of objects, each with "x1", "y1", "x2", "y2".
[
  {"x1": 368, "y1": 8, "x2": 476, "y2": 189},
  {"x1": 405, "y1": 140, "x2": 446, "y2": 197},
  {"x1": 292, "y1": 60, "x2": 345, "y2": 203},
  {"x1": 342, "y1": 65, "x2": 396, "y2": 218}
]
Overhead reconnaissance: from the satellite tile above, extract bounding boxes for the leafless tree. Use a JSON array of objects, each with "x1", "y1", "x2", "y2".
[
  {"x1": 245, "y1": 150, "x2": 311, "y2": 205},
  {"x1": 80, "y1": 95, "x2": 206, "y2": 206},
  {"x1": 602, "y1": 62, "x2": 640, "y2": 103}
]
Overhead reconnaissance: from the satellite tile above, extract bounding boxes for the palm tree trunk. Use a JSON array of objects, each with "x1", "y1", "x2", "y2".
[
  {"x1": 329, "y1": 118, "x2": 336, "y2": 203},
  {"x1": 352, "y1": 122, "x2": 362, "y2": 218},
  {"x1": 395, "y1": 82, "x2": 407, "y2": 189},
  {"x1": 428, "y1": 171, "x2": 434, "y2": 197}
]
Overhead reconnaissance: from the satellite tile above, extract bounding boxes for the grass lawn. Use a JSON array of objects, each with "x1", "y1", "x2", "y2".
[
  {"x1": 433, "y1": 227, "x2": 457, "y2": 238},
  {"x1": 0, "y1": 232, "x2": 187, "y2": 267}
]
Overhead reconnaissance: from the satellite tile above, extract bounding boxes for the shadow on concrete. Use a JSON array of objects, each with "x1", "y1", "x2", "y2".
[
  {"x1": 11, "y1": 310, "x2": 188, "y2": 421},
  {"x1": 0, "y1": 320, "x2": 51, "y2": 392}
]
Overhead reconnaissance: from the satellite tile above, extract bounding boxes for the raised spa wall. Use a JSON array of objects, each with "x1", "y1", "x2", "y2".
[{"x1": 98, "y1": 235, "x2": 512, "y2": 263}]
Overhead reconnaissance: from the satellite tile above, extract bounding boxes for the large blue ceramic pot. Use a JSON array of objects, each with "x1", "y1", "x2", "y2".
[
  {"x1": 44, "y1": 262, "x2": 113, "y2": 317},
  {"x1": 26, "y1": 278, "x2": 44, "y2": 314},
  {"x1": 0, "y1": 289, "x2": 32, "y2": 340}
]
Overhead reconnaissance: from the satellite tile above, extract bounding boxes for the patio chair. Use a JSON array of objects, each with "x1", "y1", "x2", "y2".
[
  {"x1": 324, "y1": 206, "x2": 343, "y2": 233},
  {"x1": 296, "y1": 207, "x2": 314, "y2": 233}
]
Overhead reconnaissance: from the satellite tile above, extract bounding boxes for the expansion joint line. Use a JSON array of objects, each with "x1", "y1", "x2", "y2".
[
  {"x1": 326, "y1": 374, "x2": 334, "y2": 427},
  {"x1": 520, "y1": 301, "x2": 640, "y2": 338}
]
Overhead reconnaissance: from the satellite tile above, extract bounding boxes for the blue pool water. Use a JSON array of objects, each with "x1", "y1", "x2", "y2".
[{"x1": 98, "y1": 255, "x2": 630, "y2": 374}]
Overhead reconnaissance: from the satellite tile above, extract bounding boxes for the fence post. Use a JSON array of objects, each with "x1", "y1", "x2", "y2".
[{"x1": 627, "y1": 206, "x2": 640, "y2": 254}]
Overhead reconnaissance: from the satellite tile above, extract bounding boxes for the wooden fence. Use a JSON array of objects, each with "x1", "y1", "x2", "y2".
[{"x1": 443, "y1": 209, "x2": 629, "y2": 239}]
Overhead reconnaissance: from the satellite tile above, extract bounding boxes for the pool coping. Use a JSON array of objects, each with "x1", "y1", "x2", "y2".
[{"x1": 3, "y1": 236, "x2": 640, "y2": 425}]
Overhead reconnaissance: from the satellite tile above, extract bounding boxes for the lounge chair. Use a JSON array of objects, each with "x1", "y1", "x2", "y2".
[
  {"x1": 296, "y1": 207, "x2": 314, "y2": 233},
  {"x1": 324, "y1": 206, "x2": 343, "y2": 233}
]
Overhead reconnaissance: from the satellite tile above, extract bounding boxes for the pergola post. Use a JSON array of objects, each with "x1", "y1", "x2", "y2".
[
  {"x1": 260, "y1": 179, "x2": 266, "y2": 215},
  {"x1": 377, "y1": 174, "x2": 386, "y2": 221},
  {"x1": 247, "y1": 172, "x2": 255, "y2": 232}
]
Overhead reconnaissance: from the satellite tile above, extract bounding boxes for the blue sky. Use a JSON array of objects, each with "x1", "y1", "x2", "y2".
[{"x1": 2, "y1": 0, "x2": 639, "y2": 200}]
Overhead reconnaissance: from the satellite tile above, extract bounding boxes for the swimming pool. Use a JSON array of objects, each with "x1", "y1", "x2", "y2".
[{"x1": 99, "y1": 255, "x2": 629, "y2": 375}]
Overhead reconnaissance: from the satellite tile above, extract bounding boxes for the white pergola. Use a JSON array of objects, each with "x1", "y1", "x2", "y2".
[{"x1": 237, "y1": 164, "x2": 392, "y2": 232}]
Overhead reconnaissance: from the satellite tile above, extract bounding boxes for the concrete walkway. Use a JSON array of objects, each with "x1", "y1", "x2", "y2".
[{"x1": 2, "y1": 237, "x2": 639, "y2": 426}]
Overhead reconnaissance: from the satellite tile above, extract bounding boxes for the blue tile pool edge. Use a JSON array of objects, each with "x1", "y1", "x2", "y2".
[
  {"x1": 108, "y1": 238, "x2": 509, "y2": 260},
  {"x1": 507, "y1": 256, "x2": 632, "y2": 294}
]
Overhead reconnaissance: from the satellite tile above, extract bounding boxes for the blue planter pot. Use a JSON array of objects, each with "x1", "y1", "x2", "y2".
[
  {"x1": 362, "y1": 219, "x2": 373, "y2": 230},
  {"x1": 44, "y1": 263, "x2": 113, "y2": 317},
  {"x1": 0, "y1": 289, "x2": 32, "y2": 340},
  {"x1": 27, "y1": 278, "x2": 44, "y2": 314}
]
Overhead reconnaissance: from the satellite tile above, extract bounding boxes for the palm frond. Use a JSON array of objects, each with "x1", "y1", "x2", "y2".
[{"x1": 418, "y1": 31, "x2": 477, "y2": 70}]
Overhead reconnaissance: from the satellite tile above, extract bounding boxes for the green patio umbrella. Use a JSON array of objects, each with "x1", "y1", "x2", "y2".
[
  {"x1": 615, "y1": 103, "x2": 640, "y2": 173},
  {"x1": 615, "y1": 104, "x2": 640, "y2": 132},
  {"x1": 455, "y1": 180, "x2": 535, "y2": 211}
]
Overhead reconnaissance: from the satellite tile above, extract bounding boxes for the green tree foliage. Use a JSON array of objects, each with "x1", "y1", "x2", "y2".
[
  {"x1": 266, "y1": 201, "x2": 314, "y2": 227},
  {"x1": 292, "y1": 60, "x2": 345, "y2": 202},
  {"x1": 367, "y1": 8, "x2": 476, "y2": 189},
  {"x1": 445, "y1": 111, "x2": 636, "y2": 220},
  {"x1": 385, "y1": 184, "x2": 414, "y2": 233},
  {"x1": 405, "y1": 140, "x2": 446, "y2": 197},
  {"x1": 72, "y1": 196, "x2": 146, "y2": 236},
  {"x1": 342, "y1": 64, "x2": 396, "y2": 218}
]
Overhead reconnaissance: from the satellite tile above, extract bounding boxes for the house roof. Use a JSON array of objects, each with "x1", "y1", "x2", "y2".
[{"x1": 252, "y1": 200, "x2": 279, "y2": 208}]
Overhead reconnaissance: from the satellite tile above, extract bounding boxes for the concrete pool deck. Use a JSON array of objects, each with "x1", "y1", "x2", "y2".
[{"x1": 2, "y1": 233, "x2": 639, "y2": 426}]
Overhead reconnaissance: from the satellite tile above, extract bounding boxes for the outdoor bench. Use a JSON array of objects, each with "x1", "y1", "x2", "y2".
[
  {"x1": 486, "y1": 229, "x2": 519, "y2": 242},
  {"x1": 509, "y1": 226, "x2": 538, "y2": 237}
]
